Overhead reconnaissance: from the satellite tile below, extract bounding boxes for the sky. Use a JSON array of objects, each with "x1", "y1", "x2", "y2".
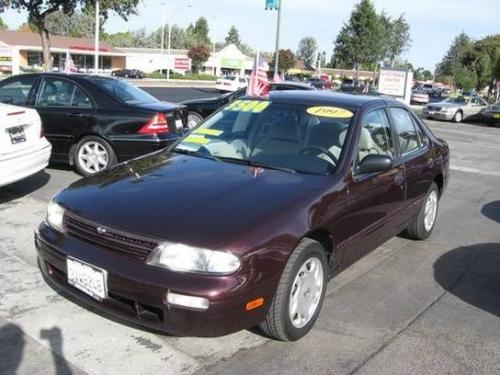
[{"x1": 1, "y1": 0, "x2": 499, "y2": 71}]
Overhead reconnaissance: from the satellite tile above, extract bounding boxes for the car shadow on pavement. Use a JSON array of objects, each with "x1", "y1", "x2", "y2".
[
  {"x1": 0, "y1": 323, "x2": 24, "y2": 375},
  {"x1": 0, "y1": 170, "x2": 50, "y2": 204},
  {"x1": 481, "y1": 201, "x2": 500, "y2": 223},
  {"x1": 434, "y1": 243, "x2": 500, "y2": 318}
]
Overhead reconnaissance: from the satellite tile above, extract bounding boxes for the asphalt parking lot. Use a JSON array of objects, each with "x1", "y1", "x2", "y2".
[{"x1": 1, "y1": 88, "x2": 500, "y2": 375}]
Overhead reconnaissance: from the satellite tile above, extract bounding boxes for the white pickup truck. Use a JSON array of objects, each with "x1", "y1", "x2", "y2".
[{"x1": 0, "y1": 103, "x2": 51, "y2": 187}]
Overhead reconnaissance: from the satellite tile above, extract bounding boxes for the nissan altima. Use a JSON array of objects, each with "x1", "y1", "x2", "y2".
[{"x1": 36, "y1": 91, "x2": 449, "y2": 341}]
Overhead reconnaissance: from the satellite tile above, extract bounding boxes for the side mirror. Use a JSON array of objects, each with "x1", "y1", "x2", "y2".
[{"x1": 357, "y1": 154, "x2": 393, "y2": 175}]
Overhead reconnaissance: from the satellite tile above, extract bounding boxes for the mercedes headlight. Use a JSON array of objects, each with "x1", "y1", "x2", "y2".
[
  {"x1": 147, "y1": 242, "x2": 241, "y2": 275},
  {"x1": 46, "y1": 201, "x2": 65, "y2": 232}
]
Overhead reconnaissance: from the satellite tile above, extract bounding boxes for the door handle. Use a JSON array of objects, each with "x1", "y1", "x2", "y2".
[{"x1": 67, "y1": 113, "x2": 84, "y2": 118}]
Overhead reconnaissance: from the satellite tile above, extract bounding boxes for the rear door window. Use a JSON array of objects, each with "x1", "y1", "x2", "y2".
[{"x1": 0, "y1": 76, "x2": 36, "y2": 105}]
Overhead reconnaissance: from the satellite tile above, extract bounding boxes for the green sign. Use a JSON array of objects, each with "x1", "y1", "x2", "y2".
[{"x1": 220, "y1": 58, "x2": 244, "y2": 69}]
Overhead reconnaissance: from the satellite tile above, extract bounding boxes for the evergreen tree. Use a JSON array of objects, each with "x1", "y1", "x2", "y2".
[
  {"x1": 297, "y1": 37, "x2": 318, "y2": 69},
  {"x1": 225, "y1": 25, "x2": 241, "y2": 46}
]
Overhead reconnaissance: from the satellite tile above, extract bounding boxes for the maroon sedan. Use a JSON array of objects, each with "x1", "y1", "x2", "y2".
[{"x1": 36, "y1": 91, "x2": 449, "y2": 341}]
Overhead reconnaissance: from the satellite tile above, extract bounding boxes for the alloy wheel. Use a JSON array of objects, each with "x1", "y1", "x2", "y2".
[
  {"x1": 424, "y1": 190, "x2": 438, "y2": 232},
  {"x1": 77, "y1": 141, "x2": 109, "y2": 174}
]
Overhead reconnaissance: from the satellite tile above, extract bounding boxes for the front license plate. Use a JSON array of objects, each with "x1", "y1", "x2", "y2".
[
  {"x1": 8, "y1": 126, "x2": 26, "y2": 144},
  {"x1": 67, "y1": 257, "x2": 107, "y2": 301},
  {"x1": 175, "y1": 119, "x2": 183, "y2": 129}
]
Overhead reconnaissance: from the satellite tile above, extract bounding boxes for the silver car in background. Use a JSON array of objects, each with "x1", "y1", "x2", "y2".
[
  {"x1": 422, "y1": 96, "x2": 488, "y2": 123},
  {"x1": 481, "y1": 100, "x2": 500, "y2": 126}
]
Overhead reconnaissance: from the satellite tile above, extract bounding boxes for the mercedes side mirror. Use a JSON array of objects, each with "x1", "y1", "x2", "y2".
[{"x1": 357, "y1": 154, "x2": 393, "y2": 175}]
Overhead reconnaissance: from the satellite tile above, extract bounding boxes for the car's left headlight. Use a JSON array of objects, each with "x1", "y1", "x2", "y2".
[
  {"x1": 46, "y1": 201, "x2": 65, "y2": 232},
  {"x1": 147, "y1": 242, "x2": 241, "y2": 275}
]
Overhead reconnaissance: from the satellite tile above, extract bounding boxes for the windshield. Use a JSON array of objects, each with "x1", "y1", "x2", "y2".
[
  {"x1": 92, "y1": 78, "x2": 158, "y2": 105},
  {"x1": 444, "y1": 96, "x2": 469, "y2": 104},
  {"x1": 174, "y1": 99, "x2": 355, "y2": 175}
]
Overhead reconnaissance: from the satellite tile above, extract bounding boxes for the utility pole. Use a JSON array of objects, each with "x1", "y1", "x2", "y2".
[
  {"x1": 94, "y1": 0, "x2": 100, "y2": 74},
  {"x1": 160, "y1": 3, "x2": 166, "y2": 55}
]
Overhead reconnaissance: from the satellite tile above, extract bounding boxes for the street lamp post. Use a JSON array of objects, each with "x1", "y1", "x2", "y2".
[
  {"x1": 273, "y1": 0, "x2": 282, "y2": 78},
  {"x1": 160, "y1": 3, "x2": 166, "y2": 55}
]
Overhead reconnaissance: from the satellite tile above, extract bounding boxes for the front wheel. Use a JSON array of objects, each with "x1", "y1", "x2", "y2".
[
  {"x1": 74, "y1": 136, "x2": 116, "y2": 176},
  {"x1": 404, "y1": 182, "x2": 439, "y2": 240},
  {"x1": 258, "y1": 238, "x2": 328, "y2": 341},
  {"x1": 452, "y1": 111, "x2": 463, "y2": 123}
]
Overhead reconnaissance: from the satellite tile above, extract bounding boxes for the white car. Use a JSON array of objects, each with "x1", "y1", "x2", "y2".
[
  {"x1": 215, "y1": 75, "x2": 248, "y2": 92},
  {"x1": 0, "y1": 104, "x2": 51, "y2": 187}
]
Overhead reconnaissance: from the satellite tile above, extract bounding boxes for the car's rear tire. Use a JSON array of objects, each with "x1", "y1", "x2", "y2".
[
  {"x1": 74, "y1": 136, "x2": 116, "y2": 176},
  {"x1": 453, "y1": 111, "x2": 463, "y2": 123},
  {"x1": 258, "y1": 238, "x2": 328, "y2": 341},
  {"x1": 187, "y1": 111, "x2": 204, "y2": 129},
  {"x1": 404, "y1": 182, "x2": 439, "y2": 240}
]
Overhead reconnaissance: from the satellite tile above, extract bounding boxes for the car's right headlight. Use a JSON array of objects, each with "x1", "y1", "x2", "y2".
[
  {"x1": 46, "y1": 201, "x2": 65, "y2": 232},
  {"x1": 147, "y1": 242, "x2": 241, "y2": 275}
]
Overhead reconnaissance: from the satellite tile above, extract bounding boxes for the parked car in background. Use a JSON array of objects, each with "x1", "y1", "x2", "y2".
[
  {"x1": 0, "y1": 73, "x2": 187, "y2": 176},
  {"x1": 0, "y1": 103, "x2": 51, "y2": 187},
  {"x1": 411, "y1": 90, "x2": 430, "y2": 105},
  {"x1": 422, "y1": 96, "x2": 488, "y2": 123},
  {"x1": 306, "y1": 77, "x2": 332, "y2": 90},
  {"x1": 182, "y1": 81, "x2": 315, "y2": 128},
  {"x1": 111, "y1": 69, "x2": 145, "y2": 79},
  {"x1": 481, "y1": 100, "x2": 500, "y2": 126},
  {"x1": 215, "y1": 75, "x2": 248, "y2": 92},
  {"x1": 340, "y1": 79, "x2": 365, "y2": 93},
  {"x1": 37, "y1": 91, "x2": 449, "y2": 341}
]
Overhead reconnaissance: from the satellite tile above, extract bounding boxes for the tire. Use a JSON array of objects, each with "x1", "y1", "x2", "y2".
[
  {"x1": 258, "y1": 238, "x2": 328, "y2": 341},
  {"x1": 73, "y1": 136, "x2": 117, "y2": 176},
  {"x1": 187, "y1": 111, "x2": 204, "y2": 129},
  {"x1": 452, "y1": 111, "x2": 463, "y2": 123},
  {"x1": 404, "y1": 182, "x2": 439, "y2": 240}
]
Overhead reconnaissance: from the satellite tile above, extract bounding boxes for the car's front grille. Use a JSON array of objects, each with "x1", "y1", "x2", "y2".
[{"x1": 63, "y1": 212, "x2": 159, "y2": 262}]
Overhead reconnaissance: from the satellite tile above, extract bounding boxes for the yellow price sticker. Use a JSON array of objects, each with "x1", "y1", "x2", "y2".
[
  {"x1": 226, "y1": 100, "x2": 270, "y2": 113},
  {"x1": 184, "y1": 135, "x2": 210, "y2": 144},
  {"x1": 193, "y1": 128, "x2": 223, "y2": 136},
  {"x1": 307, "y1": 106, "x2": 353, "y2": 119}
]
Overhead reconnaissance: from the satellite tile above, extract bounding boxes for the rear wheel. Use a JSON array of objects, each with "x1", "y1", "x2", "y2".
[
  {"x1": 453, "y1": 111, "x2": 463, "y2": 123},
  {"x1": 258, "y1": 238, "x2": 328, "y2": 341},
  {"x1": 404, "y1": 182, "x2": 439, "y2": 240},
  {"x1": 74, "y1": 136, "x2": 116, "y2": 176},
  {"x1": 187, "y1": 111, "x2": 204, "y2": 129}
]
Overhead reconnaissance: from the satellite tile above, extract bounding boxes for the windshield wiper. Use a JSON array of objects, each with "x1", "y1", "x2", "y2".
[
  {"x1": 248, "y1": 161, "x2": 298, "y2": 174},
  {"x1": 172, "y1": 148, "x2": 224, "y2": 163}
]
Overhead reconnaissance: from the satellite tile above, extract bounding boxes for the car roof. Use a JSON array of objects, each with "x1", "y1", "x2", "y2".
[
  {"x1": 263, "y1": 90, "x2": 392, "y2": 109},
  {"x1": 10, "y1": 72, "x2": 117, "y2": 82},
  {"x1": 272, "y1": 81, "x2": 315, "y2": 90}
]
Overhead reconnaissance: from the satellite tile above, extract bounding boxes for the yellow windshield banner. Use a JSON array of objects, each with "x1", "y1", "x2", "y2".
[
  {"x1": 193, "y1": 128, "x2": 223, "y2": 136},
  {"x1": 226, "y1": 100, "x2": 270, "y2": 113},
  {"x1": 307, "y1": 106, "x2": 354, "y2": 119},
  {"x1": 184, "y1": 135, "x2": 210, "y2": 144}
]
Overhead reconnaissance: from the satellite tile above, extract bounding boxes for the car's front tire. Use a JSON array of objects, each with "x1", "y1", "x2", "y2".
[
  {"x1": 74, "y1": 136, "x2": 117, "y2": 176},
  {"x1": 259, "y1": 238, "x2": 328, "y2": 341},
  {"x1": 404, "y1": 182, "x2": 439, "y2": 240},
  {"x1": 453, "y1": 110, "x2": 463, "y2": 123}
]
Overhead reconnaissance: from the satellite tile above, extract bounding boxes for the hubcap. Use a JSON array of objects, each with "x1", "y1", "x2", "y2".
[
  {"x1": 78, "y1": 141, "x2": 109, "y2": 174},
  {"x1": 424, "y1": 190, "x2": 438, "y2": 232},
  {"x1": 187, "y1": 114, "x2": 202, "y2": 129},
  {"x1": 289, "y1": 257, "x2": 324, "y2": 329}
]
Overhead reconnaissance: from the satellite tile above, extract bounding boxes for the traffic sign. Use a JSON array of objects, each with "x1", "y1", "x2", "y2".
[{"x1": 265, "y1": 0, "x2": 279, "y2": 10}]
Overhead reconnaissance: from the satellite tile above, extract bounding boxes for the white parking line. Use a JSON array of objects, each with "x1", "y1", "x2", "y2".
[{"x1": 450, "y1": 165, "x2": 500, "y2": 177}]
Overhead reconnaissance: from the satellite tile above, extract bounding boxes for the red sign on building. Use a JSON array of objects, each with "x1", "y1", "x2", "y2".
[{"x1": 174, "y1": 57, "x2": 191, "y2": 71}]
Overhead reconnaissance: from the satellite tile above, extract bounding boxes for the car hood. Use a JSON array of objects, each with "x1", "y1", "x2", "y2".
[{"x1": 56, "y1": 152, "x2": 330, "y2": 252}]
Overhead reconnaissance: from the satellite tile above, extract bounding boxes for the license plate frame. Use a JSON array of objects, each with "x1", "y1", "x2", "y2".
[
  {"x1": 8, "y1": 126, "x2": 26, "y2": 144},
  {"x1": 175, "y1": 118, "x2": 183, "y2": 129},
  {"x1": 67, "y1": 257, "x2": 108, "y2": 301}
]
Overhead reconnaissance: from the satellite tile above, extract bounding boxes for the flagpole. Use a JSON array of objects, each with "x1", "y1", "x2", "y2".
[
  {"x1": 94, "y1": 0, "x2": 100, "y2": 74},
  {"x1": 273, "y1": 0, "x2": 282, "y2": 78}
]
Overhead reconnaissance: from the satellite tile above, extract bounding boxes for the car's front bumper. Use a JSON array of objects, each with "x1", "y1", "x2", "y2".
[
  {"x1": 35, "y1": 223, "x2": 274, "y2": 337},
  {"x1": 0, "y1": 140, "x2": 51, "y2": 187},
  {"x1": 422, "y1": 109, "x2": 455, "y2": 121}
]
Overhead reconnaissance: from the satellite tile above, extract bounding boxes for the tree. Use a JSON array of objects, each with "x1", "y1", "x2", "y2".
[
  {"x1": 332, "y1": 0, "x2": 385, "y2": 70},
  {"x1": 0, "y1": 0, "x2": 139, "y2": 71},
  {"x1": 188, "y1": 44, "x2": 210, "y2": 73},
  {"x1": 147, "y1": 24, "x2": 187, "y2": 49},
  {"x1": 185, "y1": 17, "x2": 211, "y2": 48},
  {"x1": 16, "y1": 22, "x2": 36, "y2": 33},
  {"x1": 435, "y1": 32, "x2": 472, "y2": 82},
  {"x1": 297, "y1": 36, "x2": 317, "y2": 69},
  {"x1": 381, "y1": 13, "x2": 411, "y2": 67},
  {"x1": 225, "y1": 25, "x2": 240, "y2": 46},
  {"x1": 0, "y1": 16, "x2": 7, "y2": 30},
  {"x1": 272, "y1": 49, "x2": 296, "y2": 74}
]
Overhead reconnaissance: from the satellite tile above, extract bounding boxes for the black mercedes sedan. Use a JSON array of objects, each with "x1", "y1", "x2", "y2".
[
  {"x1": 0, "y1": 73, "x2": 186, "y2": 175},
  {"x1": 111, "y1": 69, "x2": 145, "y2": 79},
  {"x1": 182, "y1": 81, "x2": 315, "y2": 128}
]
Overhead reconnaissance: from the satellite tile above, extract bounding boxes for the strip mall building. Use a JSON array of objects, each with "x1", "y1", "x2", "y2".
[{"x1": 0, "y1": 31, "x2": 255, "y2": 76}]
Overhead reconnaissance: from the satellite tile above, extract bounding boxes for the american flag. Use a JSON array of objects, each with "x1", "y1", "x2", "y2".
[
  {"x1": 246, "y1": 53, "x2": 270, "y2": 97},
  {"x1": 64, "y1": 50, "x2": 77, "y2": 73}
]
